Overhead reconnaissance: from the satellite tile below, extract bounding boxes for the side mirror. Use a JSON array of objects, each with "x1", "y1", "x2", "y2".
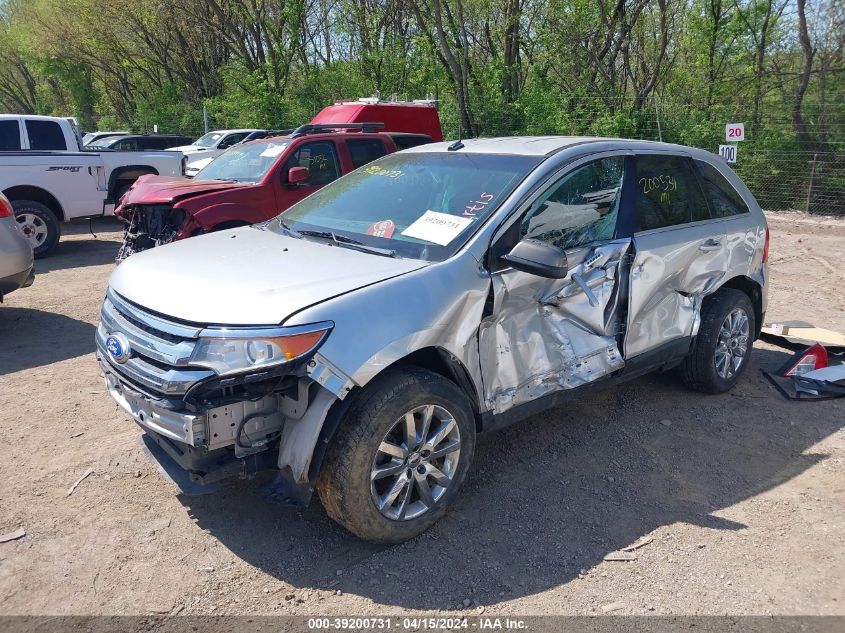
[
  {"x1": 501, "y1": 238, "x2": 569, "y2": 278},
  {"x1": 288, "y1": 166, "x2": 310, "y2": 185}
]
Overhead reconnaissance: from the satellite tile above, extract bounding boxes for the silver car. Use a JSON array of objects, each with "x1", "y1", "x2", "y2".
[
  {"x1": 97, "y1": 137, "x2": 768, "y2": 543},
  {"x1": 0, "y1": 192, "x2": 34, "y2": 301}
]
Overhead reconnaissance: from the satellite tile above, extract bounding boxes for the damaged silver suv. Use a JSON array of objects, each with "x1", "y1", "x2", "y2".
[{"x1": 97, "y1": 137, "x2": 768, "y2": 543}]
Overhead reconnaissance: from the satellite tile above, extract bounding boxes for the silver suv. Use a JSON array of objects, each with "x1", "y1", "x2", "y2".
[{"x1": 97, "y1": 137, "x2": 768, "y2": 543}]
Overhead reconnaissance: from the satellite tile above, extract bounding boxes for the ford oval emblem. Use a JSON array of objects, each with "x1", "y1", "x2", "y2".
[{"x1": 105, "y1": 333, "x2": 131, "y2": 364}]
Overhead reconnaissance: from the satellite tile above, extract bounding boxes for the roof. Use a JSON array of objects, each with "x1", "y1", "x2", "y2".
[
  {"x1": 207, "y1": 129, "x2": 261, "y2": 134},
  {"x1": 0, "y1": 114, "x2": 69, "y2": 121},
  {"x1": 402, "y1": 136, "x2": 685, "y2": 157}
]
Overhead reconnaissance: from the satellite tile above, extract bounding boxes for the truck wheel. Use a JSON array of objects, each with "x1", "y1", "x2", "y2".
[
  {"x1": 317, "y1": 369, "x2": 476, "y2": 544},
  {"x1": 13, "y1": 200, "x2": 61, "y2": 258},
  {"x1": 680, "y1": 289, "x2": 756, "y2": 394}
]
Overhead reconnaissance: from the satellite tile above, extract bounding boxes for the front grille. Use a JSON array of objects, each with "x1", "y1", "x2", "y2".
[{"x1": 97, "y1": 290, "x2": 214, "y2": 397}]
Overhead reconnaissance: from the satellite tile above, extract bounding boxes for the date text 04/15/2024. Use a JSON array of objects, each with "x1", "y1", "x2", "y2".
[{"x1": 306, "y1": 617, "x2": 528, "y2": 630}]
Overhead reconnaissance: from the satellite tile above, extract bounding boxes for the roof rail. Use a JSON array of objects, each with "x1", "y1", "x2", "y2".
[{"x1": 290, "y1": 122, "x2": 385, "y2": 138}]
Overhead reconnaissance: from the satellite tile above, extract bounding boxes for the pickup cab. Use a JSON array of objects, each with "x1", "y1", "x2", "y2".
[
  {"x1": 115, "y1": 124, "x2": 432, "y2": 259},
  {"x1": 0, "y1": 115, "x2": 185, "y2": 257}
]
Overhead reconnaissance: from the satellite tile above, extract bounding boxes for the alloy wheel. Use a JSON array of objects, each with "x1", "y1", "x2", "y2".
[
  {"x1": 715, "y1": 307, "x2": 750, "y2": 379},
  {"x1": 370, "y1": 404, "x2": 461, "y2": 521}
]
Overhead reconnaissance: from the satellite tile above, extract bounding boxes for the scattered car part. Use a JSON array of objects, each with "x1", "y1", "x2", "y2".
[
  {"x1": 792, "y1": 363, "x2": 845, "y2": 397},
  {"x1": 776, "y1": 342, "x2": 829, "y2": 377},
  {"x1": 761, "y1": 321, "x2": 845, "y2": 352},
  {"x1": 762, "y1": 343, "x2": 844, "y2": 400}
]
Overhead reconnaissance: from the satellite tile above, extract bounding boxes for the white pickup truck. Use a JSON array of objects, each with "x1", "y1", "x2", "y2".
[{"x1": 0, "y1": 115, "x2": 185, "y2": 257}]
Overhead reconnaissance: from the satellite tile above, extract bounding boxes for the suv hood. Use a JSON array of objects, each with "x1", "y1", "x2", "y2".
[
  {"x1": 124, "y1": 175, "x2": 249, "y2": 205},
  {"x1": 108, "y1": 226, "x2": 428, "y2": 325}
]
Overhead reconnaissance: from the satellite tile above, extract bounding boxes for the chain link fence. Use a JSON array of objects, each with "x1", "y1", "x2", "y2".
[{"x1": 129, "y1": 97, "x2": 845, "y2": 216}]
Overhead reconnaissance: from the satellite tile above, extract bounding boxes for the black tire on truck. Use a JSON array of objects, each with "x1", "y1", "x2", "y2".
[
  {"x1": 317, "y1": 368, "x2": 476, "y2": 544},
  {"x1": 13, "y1": 200, "x2": 61, "y2": 258}
]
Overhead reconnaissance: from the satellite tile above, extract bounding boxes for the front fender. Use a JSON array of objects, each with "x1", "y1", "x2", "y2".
[{"x1": 284, "y1": 251, "x2": 491, "y2": 411}]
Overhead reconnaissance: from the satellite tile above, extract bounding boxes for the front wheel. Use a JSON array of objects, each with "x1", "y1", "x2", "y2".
[
  {"x1": 317, "y1": 369, "x2": 476, "y2": 544},
  {"x1": 680, "y1": 288, "x2": 756, "y2": 393}
]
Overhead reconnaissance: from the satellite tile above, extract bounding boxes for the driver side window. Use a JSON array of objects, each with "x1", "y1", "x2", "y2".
[{"x1": 520, "y1": 156, "x2": 625, "y2": 250}]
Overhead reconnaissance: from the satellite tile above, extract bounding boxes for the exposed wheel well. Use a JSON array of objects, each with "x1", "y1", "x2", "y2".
[
  {"x1": 3, "y1": 186, "x2": 64, "y2": 221},
  {"x1": 108, "y1": 166, "x2": 159, "y2": 199},
  {"x1": 393, "y1": 348, "x2": 482, "y2": 424},
  {"x1": 715, "y1": 276, "x2": 763, "y2": 338}
]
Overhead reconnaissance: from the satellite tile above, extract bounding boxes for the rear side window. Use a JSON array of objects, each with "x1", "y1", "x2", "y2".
[
  {"x1": 115, "y1": 138, "x2": 139, "y2": 150},
  {"x1": 693, "y1": 160, "x2": 749, "y2": 217},
  {"x1": 634, "y1": 155, "x2": 709, "y2": 230},
  {"x1": 0, "y1": 120, "x2": 21, "y2": 150},
  {"x1": 25, "y1": 119, "x2": 67, "y2": 150},
  {"x1": 347, "y1": 139, "x2": 387, "y2": 169}
]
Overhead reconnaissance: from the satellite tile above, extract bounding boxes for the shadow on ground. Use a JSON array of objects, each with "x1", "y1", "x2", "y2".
[
  {"x1": 180, "y1": 346, "x2": 841, "y2": 610},
  {"x1": 33, "y1": 218, "x2": 123, "y2": 273},
  {"x1": 0, "y1": 307, "x2": 96, "y2": 374}
]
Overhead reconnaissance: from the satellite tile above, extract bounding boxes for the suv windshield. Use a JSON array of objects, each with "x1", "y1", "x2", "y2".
[
  {"x1": 193, "y1": 132, "x2": 224, "y2": 148},
  {"x1": 266, "y1": 152, "x2": 540, "y2": 262},
  {"x1": 195, "y1": 141, "x2": 290, "y2": 183}
]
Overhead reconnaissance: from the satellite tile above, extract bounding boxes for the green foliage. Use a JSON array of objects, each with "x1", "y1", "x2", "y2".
[{"x1": 0, "y1": 0, "x2": 842, "y2": 213}]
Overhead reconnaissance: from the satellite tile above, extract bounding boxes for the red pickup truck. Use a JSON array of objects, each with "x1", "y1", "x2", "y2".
[{"x1": 115, "y1": 102, "x2": 441, "y2": 259}]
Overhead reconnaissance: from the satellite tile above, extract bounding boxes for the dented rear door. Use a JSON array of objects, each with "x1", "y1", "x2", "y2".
[
  {"x1": 479, "y1": 154, "x2": 632, "y2": 415},
  {"x1": 625, "y1": 153, "x2": 728, "y2": 358}
]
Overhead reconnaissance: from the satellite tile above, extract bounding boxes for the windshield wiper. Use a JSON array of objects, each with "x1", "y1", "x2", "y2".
[
  {"x1": 297, "y1": 229, "x2": 396, "y2": 258},
  {"x1": 279, "y1": 220, "x2": 302, "y2": 237}
]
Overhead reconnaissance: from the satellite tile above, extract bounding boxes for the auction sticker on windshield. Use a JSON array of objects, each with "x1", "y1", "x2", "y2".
[
  {"x1": 260, "y1": 144, "x2": 286, "y2": 158},
  {"x1": 401, "y1": 211, "x2": 473, "y2": 246}
]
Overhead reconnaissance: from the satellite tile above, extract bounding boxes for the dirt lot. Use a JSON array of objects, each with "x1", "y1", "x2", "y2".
[{"x1": 0, "y1": 213, "x2": 843, "y2": 616}]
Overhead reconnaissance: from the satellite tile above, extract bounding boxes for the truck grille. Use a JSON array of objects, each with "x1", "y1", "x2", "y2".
[{"x1": 96, "y1": 289, "x2": 214, "y2": 397}]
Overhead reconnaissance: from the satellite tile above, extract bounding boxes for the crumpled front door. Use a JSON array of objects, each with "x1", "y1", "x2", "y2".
[{"x1": 478, "y1": 239, "x2": 632, "y2": 414}]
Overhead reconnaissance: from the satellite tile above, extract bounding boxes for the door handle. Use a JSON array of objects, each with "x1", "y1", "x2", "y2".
[{"x1": 699, "y1": 239, "x2": 722, "y2": 252}]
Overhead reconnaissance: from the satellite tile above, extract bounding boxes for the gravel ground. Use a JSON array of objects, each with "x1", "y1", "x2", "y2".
[{"x1": 0, "y1": 212, "x2": 842, "y2": 616}]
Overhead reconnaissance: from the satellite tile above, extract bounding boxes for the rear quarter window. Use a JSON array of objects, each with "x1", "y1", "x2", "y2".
[
  {"x1": 25, "y1": 119, "x2": 67, "y2": 150},
  {"x1": 693, "y1": 159, "x2": 749, "y2": 217},
  {"x1": 347, "y1": 139, "x2": 388, "y2": 169}
]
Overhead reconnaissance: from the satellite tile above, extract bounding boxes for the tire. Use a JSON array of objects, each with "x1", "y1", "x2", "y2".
[
  {"x1": 680, "y1": 288, "x2": 756, "y2": 394},
  {"x1": 13, "y1": 200, "x2": 61, "y2": 258},
  {"x1": 316, "y1": 369, "x2": 476, "y2": 544}
]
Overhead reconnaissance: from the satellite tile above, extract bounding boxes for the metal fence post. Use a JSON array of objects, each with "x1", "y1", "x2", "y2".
[{"x1": 805, "y1": 153, "x2": 817, "y2": 214}]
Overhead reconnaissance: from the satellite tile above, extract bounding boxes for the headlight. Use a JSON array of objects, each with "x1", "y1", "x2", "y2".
[{"x1": 189, "y1": 322, "x2": 332, "y2": 376}]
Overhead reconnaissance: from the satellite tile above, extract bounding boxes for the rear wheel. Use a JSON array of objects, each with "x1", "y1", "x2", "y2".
[
  {"x1": 13, "y1": 200, "x2": 61, "y2": 258},
  {"x1": 680, "y1": 288, "x2": 755, "y2": 393},
  {"x1": 317, "y1": 369, "x2": 476, "y2": 543}
]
